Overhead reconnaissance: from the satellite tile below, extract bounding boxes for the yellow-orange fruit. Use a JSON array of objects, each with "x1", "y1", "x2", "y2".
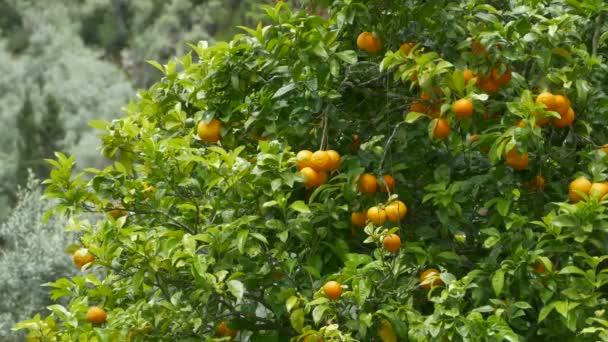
[
  {"x1": 367, "y1": 206, "x2": 387, "y2": 226},
  {"x1": 351, "y1": 211, "x2": 367, "y2": 227},
  {"x1": 383, "y1": 234, "x2": 401, "y2": 253},
  {"x1": 432, "y1": 119, "x2": 451, "y2": 139},
  {"x1": 569, "y1": 177, "x2": 592, "y2": 202},
  {"x1": 385, "y1": 201, "x2": 407, "y2": 222},
  {"x1": 197, "y1": 119, "x2": 221, "y2": 143},
  {"x1": 310, "y1": 150, "x2": 330, "y2": 171},
  {"x1": 553, "y1": 107, "x2": 575, "y2": 128},
  {"x1": 379, "y1": 174, "x2": 395, "y2": 192},
  {"x1": 357, "y1": 32, "x2": 381, "y2": 54},
  {"x1": 325, "y1": 150, "x2": 341, "y2": 171},
  {"x1": 73, "y1": 248, "x2": 95, "y2": 269},
  {"x1": 323, "y1": 281, "x2": 342, "y2": 300},
  {"x1": 505, "y1": 147, "x2": 529, "y2": 170},
  {"x1": 420, "y1": 268, "x2": 442, "y2": 290},
  {"x1": 589, "y1": 182, "x2": 608, "y2": 200},
  {"x1": 296, "y1": 150, "x2": 314, "y2": 170},
  {"x1": 86, "y1": 306, "x2": 107, "y2": 325},
  {"x1": 357, "y1": 173, "x2": 378, "y2": 194},
  {"x1": 452, "y1": 98, "x2": 474, "y2": 119}
]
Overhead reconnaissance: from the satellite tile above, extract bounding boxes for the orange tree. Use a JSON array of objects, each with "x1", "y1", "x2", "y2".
[{"x1": 16, "y1": 0, "x2": 608, "y2": 341}]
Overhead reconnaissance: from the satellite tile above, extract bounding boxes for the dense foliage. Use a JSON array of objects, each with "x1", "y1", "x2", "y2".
[
  {"x1": 0, "y1": 174, "x2": 75, "y2": 341},
  {"x1": 17, "y1": 0, "x2": 608, "y2": 341}
]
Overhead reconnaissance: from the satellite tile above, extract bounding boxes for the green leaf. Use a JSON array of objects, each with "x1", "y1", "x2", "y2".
[
  {"x1": 286, "y1": 296, "x2": 299, "y2": 313},
  {"x1": 227, "y1": 279, "x2": 245, "y2": 300},
  {"x1": 336, "y1": 50, "x2": 358, "y2": 64},
  {"x1": 290, "y1": 200, "x2": 311, "y2": 213},
  {"x1": 236, "y1": 230, "x2": 249, "y2": 254},
  {"x1": 312, "y1": 305, "x2": 330, "y2": 324},
  {"x1": 538, "y1": 302, "x2": 555, "y2": 323},
  {"x1": 273, "y1": 83, "x2": 296, "y2": 99},
  {"x1": 405, "y1": 112, "x2": 427, "y2": 123},
  {"x1": 492, "y1": 269, "x2": 505, "y2": 296},
  {"x1": 559, "y1": 266, "x2": 586, "y2": 276},
  {"x1": 290, "y1": 309, "x2": 305, "y2": 333}
]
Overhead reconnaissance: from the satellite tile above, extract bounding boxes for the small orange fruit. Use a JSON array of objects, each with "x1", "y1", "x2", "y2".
[
  {"x1": 463, "y1": 69, "x2": 475, "y2": 83},
  {"x1": 197, "y1": 119, "x2": 221, "y2": 143},
  {"x1": 536, "y1": 92, "x2": 556, "y2": 110},
  {"x1": 357, "y1": 32, "x2": 381, "y2": 54},
  {"x1": 383, "y1": 234, "x2": 401, "y2": 253},
  {"x1": 379, "y1": 174, "x2": 395, "y2": 192},
  {"x1": 471, "y1": 40, "x2": 487, "y2": 56},
  {"x1": 109, "y1": 206, "x2": 126, "y2": 219},
  {"x1": 553, "y1": 95, "x2": 570, "y2": 116},
  {"x1": 467, "y1": 134, "x2": 480, "y2": 143},
  {"x1": 492, "y1": 67, "x2": 512, "y2": 86},
  {"x1": 602, "y1": 144, "x2": 608, "y2": 154},
  {"x1": 505, "y1": 147, "x2": 529, "y2": 170},
  {"x1": 86, "y1": 306, "x2": 107, "y2": 325},
  {"x1": 569, "y1": 177, "x2": 592, "y2": 202},
  {"x1": 533, "y1": 261, "x2": 556, "y2": 274},
  {"x1": 432, "y1": 118, "x2": 451, "y2": 139},
  {"x1": 310, "y1": 150, "x2": 330, "y2": 171},
  {"x1": 218, "y1": 321, "x2": 237, "y2": 338},
  {"x1": 589, "y1": 182, "x2": 608, "y2": 200},
  {"x1": 325, "y1": 150, "x2": 341, "y2": 171},
  {"x1": 527, "y1": 175, "x2": 546, "y2": 192},
  {"x1": 296, "y1": 150, "x2": 314, "y2": 170},
  {"x1": 385, "y1": 201, "x2": 407, "y2": 222},
  {"x1": 400, "y1": 42, "x2": 415, "y2": 55},
  {"x1": 323, "y1": 280, "x2": 342, "y2": 300},
  {"x1": 303, "y1": 336, "x2": 324, "y2": 342},
  {"x1": 452, "y1": 98, "x2": 474, "y2": 119},
  {"x1": 351, "y1": 211, "x2": 367, "y2": 227},
  {"x1": 300, "y1": 167, "x2": 327, "y2": 187},
  {"x1": 420, "y1": 91, "x2": 432, "y2": 101},
  {"x1": 367, "y1": 206, "x2": 387, "y2": 226},
  {"x1": 357, "y1": 173, "x2": 378, "y2": 194},
  {"x1": 553, "y1": 107, "x2": 575, "y2": 128},
  {"x1": 420, "y1": 268, "x2": 442, "y2": 290},
  {"x1": 410, "y1": 101, "x2": 428, "y2": 114},
  {"x1": 73, "y1": 248, "x2": 95, "y2": 269}
]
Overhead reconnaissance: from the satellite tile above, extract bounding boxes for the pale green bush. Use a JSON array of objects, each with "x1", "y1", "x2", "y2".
[{"x1": 0, "y1": 174, "x2": 75, "y2": 341}]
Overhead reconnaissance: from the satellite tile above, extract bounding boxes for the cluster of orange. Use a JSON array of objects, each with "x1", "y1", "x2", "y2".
[
  {"x1": 296, "y1": 149, "x2": 341, "y2": 187},
  {"x1": 464, "y1": 65, "x2": 512, "y2": 94},
  {"x1": 529, "y1": 92, "x2": 575, "y2": 128},
  {"x1": 568, "y1": 177, "x2": 608, "y2": 203},
  {"x1": 357, "y1": 173, "x2": 395, "y2": 194}
]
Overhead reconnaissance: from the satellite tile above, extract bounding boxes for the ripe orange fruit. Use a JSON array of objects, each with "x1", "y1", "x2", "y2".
[
  {"x1": 385, "y1": 200, "x2": 407, "y2": 222},
  {"x1": 357, "y1": 32, "x2": 381, "y2": 54},
  {"x1": 569, "y1": 177, "x2": 592, "y2": 202},
  {"x1": 296, "y1": 150, "x2": 314, "y2": 170},
  {"x1": 589, "y1": 182, "x2": 608, "y2": 200},
  {"x1": 536, "y1": 92, "x2": 556, "y2": 110},
  {"x1": 73, "y1": 248, "x2": 95, "y2": 269},
  {"x1": 357, "y1": 173, "x2": 378, "y2": 194},
  {"x1": 467, "y1": 134, "x2": 480, "y2": 143},
  {"x1": 553, "y1": 107, "x2": 575, "y2": 128},
  {"x1": 300, "y1": 167, "x2": 327, "y2": 187},
  {"x1": 323, "y1": 280, "x2": 342, "y2": 300},
  {"x1": 351, "y1": 211, "x2": 367, "y2": 227},
  {"x1": 420, "y1": 268, "x2": 442, "y2": 290},
  {"x1": 463, "y1": 69, "x2": 475, "y2": 83},
  {"x1": 533, "y1": 261, "x2": 556, "y2": 274},
  {"x1": 109, "y1": 206, "x2": 126, "y2": 219},
  {"x1": 420, "y1": 91, "x2": 432, "y2": 101},
  {"x1": 432, "y1": 118, "x2": 451, "y2": 139},
  {"x1": 367, "y1": 206, "x2": 387, "y2": 226},
  {"x1": 476, "y1": 76, "x2": 501, "y2": 94},
  {"x1": 310, "y1": 150, "x2": 330, "y2": 171},
  {"x1": 86, "y1": 306, "x2": 107, "y2": 325},
  {"x1": 505, "y1": 147, "x2": 529, "y2": 170},
  {"x1": 527, "y1": 175, "x2": 546, "y2": 192},
  {"x1": 325, "y1": 150, "x2": 341, "y2": 171},
  {"x1": 553, "y1": 95, "x2": 570, "y2": 116},
  {"x1": 452, "y1": 98, "x2": 474, "y2": 119},
  {"x1": 400, "y1": 42, "x2": 415, "y2": 55},
  {"x1": 218, "y1": 321, "x2": 237, "y2": 338},
  {"x1": 602, "y1": 144, "x2": 608, "y2": 154},
  {"x1": 410, "y1": 101, "x2": 428, "y2": 113},
  {"x1": 471, "y1": 40, "x2": 487, "y2": 56},
  {"x1": 379, "y1": 174, "x2": 395, "y2": 192},
  {"x1": 383, "y1": 234, "x2": 401, "y2": 253},
  {"x1": 492, "y1": 67, "x2": 512, "y2": 86},
  {"x1": 197, "y1": 119, "x2": 221, "y2": 143}
]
